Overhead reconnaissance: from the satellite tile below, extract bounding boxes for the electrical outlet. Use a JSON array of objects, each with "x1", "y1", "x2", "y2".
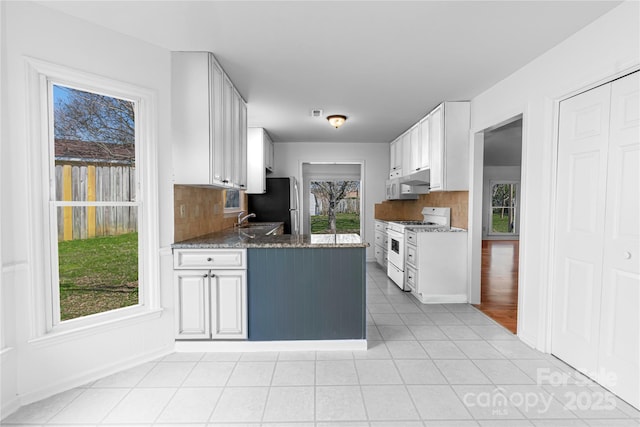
[{"x1": 179, "y1": 204, "x2": 186, "y2": 218}]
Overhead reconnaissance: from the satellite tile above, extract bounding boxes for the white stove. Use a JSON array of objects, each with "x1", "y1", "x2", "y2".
[{"x1": 386, "y1": 208, "x2": 451, "y2": 289}]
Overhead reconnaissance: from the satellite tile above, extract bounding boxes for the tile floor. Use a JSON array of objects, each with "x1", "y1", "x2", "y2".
[{"x1": 3, "y1": 262, "x2": 639, "y2": 427}]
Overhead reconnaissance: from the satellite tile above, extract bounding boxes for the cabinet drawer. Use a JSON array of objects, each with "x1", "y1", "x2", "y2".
[
  {"x1": 375, "y1": 220, "x2": 387, "y2": 232},
  {"x1": 406, "y1": 265, "x2": 417, "y2": 292},
  {"x1": 174, "y1": 249, "x2": 246, "y2": 269},
  {"x1": 406, "y1": 230, "x2": 417, "y2": 246},
  {"x1": 406, "y1": 245, "x2": 418, "y2": 266},
  {"x1": 375, "y1": 230, "x2": 386, "y2": 248}
]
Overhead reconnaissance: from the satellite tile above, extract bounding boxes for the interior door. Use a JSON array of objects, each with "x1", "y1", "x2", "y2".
[
  {"x1": 552, "y1": 71, "x2": 640, "y2": 409},
  {"x1": 551, "y1": 82, "x2": 611, "y2": 375},
  {"x1": 598, "y1": 72, "x2": 640, "y2": 407}
]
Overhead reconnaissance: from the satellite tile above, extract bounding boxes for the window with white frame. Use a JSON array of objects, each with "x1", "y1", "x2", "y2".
[{"x1": 27, "y1": 59, "x2": 159, "y2": 333}]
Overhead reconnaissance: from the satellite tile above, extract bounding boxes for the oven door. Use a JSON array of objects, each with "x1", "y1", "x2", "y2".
[{"x1": 387, "y1": 229, "x2": 404, "y2": 271}]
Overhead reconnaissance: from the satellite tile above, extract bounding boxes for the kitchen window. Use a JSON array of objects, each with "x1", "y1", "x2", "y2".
[
  {"x1": 26, "y1": 59, "x2": 160, "y2": 335},
  {"x1": 224, "y1": 189, "x2": 242, "y2": 212}
]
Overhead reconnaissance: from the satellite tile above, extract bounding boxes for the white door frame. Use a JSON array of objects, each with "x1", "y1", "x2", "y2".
[
  {"x1": 297, "y1": 161, "x2": 365, "y2": 236},
  {"x1": 468, "y1": 114, "x2": 526, "y2": 326}
]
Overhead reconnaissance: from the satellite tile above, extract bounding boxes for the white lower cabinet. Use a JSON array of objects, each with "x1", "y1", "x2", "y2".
[
  {"x1": 374, "y1": 220, "x2": 388, "y2": 268},
  {"x1": 174, "y1": 249, "x2": 247, "y2": 340}
]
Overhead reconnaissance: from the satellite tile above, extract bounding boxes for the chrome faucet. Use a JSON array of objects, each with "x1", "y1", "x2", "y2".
[{"x1": 237, "y1": 212, "x2": 256, "y2": 226}]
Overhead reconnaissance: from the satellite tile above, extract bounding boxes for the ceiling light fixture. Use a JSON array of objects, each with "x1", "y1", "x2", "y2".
[{"x1": 327, "y1": 114, "x2": 347, "y2": 129}]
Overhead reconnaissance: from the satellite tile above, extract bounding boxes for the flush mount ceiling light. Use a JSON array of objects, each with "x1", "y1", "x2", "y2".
[{"x1": 327, "y1": 114, "x2": 347, "y2": 129}]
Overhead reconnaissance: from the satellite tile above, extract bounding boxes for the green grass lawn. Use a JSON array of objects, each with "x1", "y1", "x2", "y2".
[
  {"x1": 311, "y1": 213, "x2": 360, "y2": 234},
  {"x1": 491, "y1": 213, "x2": 512, "y2": 233},
  {"x1": 58, "y1": 232, "x2": 138, "y2": 320}
]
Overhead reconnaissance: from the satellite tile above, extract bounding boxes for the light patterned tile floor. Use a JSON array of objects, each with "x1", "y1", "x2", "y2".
[{"x1": 2, "y1": 262, "x2": 639, "y2": 426}]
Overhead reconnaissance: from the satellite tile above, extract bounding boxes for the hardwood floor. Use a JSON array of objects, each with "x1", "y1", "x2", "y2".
[{"x1": 474, "y1": 240, "x2": 519, "y2": 334}]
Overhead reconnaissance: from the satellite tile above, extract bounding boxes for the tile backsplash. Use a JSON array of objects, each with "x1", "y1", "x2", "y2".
[
  {"x1": 374, "y1": 191, "x2": 469, "y2": 229},
  {"x1": 174, "y1": 185, "x2": 238, "y2": 242}
]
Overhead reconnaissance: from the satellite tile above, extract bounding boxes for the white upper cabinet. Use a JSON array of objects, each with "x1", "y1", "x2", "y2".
[
  {"x1": 389, "y1": 137, "x2": 402, "y2": 178},
  {"x1": 246, "y1": 127, "x2": 274, "y2": 194},
  {"x1": 172, "y1": 51, "x2": 247, "y2": 188},
  {"x1": 428, "y1": 102, "x2": 470, "y2": 191},
  {"x1": 408, "y1": 124, "x2": 422, "y2": 173},
  {"x1": 401, "y1": 132, "x2": 411, "y2": 177},
  {"x1": 387, "y1": 101, "x2": 469, "y2": 190},
  {"x1": 418, "y1": 117, "x2": 430, "y2": 170}
]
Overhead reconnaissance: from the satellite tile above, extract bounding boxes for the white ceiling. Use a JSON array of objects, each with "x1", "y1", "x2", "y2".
[{"x1": 39, "y1": 1, "x2": 621, "y2": 143}]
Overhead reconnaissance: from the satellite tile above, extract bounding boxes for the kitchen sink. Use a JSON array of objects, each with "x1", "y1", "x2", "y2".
[{"x1": 237, "y1": 222, "x2": 283, "y2": 236}]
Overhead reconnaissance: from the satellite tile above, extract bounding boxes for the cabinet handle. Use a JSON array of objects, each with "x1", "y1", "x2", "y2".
[
  {"x1": 222, "y1": 180, "x2": 229, "y2": 184},
  {"x1": 210, "y1": 273, "x2": 215, "y2": 278},
  {"x1": 416, "y1": 168, "x2": 420, "y2": 171},
  {"x1": 623, "y1": 251, "x2": 632, "y2": 260},
  {"x1": 203, "y1": 273, "x2": 208, "y2": 278},
  {"x1": 240, "y1": 184, "x2": 245, "y2": 188},
  {"x1": 207, "y1": 257, "x2": 213, "y2": 262}
]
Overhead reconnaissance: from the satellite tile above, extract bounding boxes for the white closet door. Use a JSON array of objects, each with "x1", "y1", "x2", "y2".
[
  {"x1": 552, "y1": 83, "x2": 612, "y2": 375},
  {"x1": 598, "y1": 72, "x2": 640, "y2": 408}
]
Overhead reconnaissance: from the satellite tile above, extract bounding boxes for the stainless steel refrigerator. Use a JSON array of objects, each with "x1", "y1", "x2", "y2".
[{"x1": 247, "y1": 177, "x2": 299, "y2": 235}]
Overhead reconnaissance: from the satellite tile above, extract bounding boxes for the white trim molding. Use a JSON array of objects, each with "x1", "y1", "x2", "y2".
[
  {"x1": 23, "y1": 57, "x2": 161, "y2": 337},
  {"x1": 175, "y1": 339, "x2": 368, "y2": 353}
]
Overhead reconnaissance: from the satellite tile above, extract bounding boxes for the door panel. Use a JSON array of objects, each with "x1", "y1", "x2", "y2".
[
  {"x1": 561, "y1": 258, "x2": 595, "y2": 342},
  {"x1": 175, "y1": 271, "x2": 210, "y2": 339},
  {"x1": 599, "y1": 71, "x2": 640, "y2": 408},
  {"x1": 552, "y1": 82, "x2": 611, "y2": 375},
  {"x1": 211, "y1": 270, "x2": 247, "y2": 339}
]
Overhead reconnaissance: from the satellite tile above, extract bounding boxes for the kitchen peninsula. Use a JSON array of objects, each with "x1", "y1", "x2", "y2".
[{"x1": 172, "y1": 224, "x2": 368, "y2": 349}]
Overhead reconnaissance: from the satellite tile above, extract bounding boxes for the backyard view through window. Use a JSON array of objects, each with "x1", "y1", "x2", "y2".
[
  {"x1": 491, "y1": 182, "x2": 518, "y2": 234},
  {"x1": 310, "y1": 180, "x2": 360, "y2": 234},
  {"x1": 52, "y1": 84, "x2": 139, "y2": 321}
]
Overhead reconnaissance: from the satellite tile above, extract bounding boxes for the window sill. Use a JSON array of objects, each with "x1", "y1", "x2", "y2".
[{"x1": 28, "y1": 308, "x2": 164, "y2": 348}]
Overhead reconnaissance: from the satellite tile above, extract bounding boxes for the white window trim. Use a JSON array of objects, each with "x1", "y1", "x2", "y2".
[{"x1": 25, "y1": 57, "x2": 160, "y2": 338}]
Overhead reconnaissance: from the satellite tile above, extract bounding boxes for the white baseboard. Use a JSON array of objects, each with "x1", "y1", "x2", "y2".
[
  {"x1": 175, "y1": 339, "x2": 367, "y2": 352},
  {"x1": 15, "y1": 344, "x2": 174, "y2": 408},
  {"x1": 411, "y1": 292, "x2": 468, "y2": 304},
  {"x1": 0, "y1": 396, "x2": 20, "y2": 423},
  {"x1": 0, "y1": 347, "x2": 19, "y2": 421}
]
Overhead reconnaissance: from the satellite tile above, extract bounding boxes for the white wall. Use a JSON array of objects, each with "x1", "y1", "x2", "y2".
[
  {"x1": 468, "y1": 1, "x2": 639, "y2": 350},
  {"x1": 1, "y1": 1, "x2": 175, "y2": 415},
  {"x1": 482, "y1": 166, "x2": 521, "y2": 239},
  {"x1": 274, "y1": 142, "x2": 389, "y2": 260}
]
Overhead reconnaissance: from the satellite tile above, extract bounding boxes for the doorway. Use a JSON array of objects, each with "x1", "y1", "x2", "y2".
[
  {"x1": 300, "y1": 163, "x2": 363, "y2": 236},
  {"x1": 474, "y1": 118, "x2": 523, "y2": 333}
]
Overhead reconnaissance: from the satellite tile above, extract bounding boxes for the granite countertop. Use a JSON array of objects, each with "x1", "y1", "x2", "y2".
[
  {"x1": 407, "y1": 226, "x2": 468, "y2": 233},
  {"x1": 172, "y1": 224, "x2": 369, "y2": 249}
]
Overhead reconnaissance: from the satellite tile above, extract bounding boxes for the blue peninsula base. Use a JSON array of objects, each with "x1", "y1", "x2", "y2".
[{"x1": 247, "y1": 247, "x2": 366, "y2": 341}]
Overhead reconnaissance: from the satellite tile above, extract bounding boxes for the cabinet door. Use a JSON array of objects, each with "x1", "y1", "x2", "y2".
[
  {"x1": 238, "y1": 98, "x2": 248, "y2": 189},
  {"x1": 409, "y1": 125, "x2": 421, "y2": 172},
  {"x1": 210, "y1": 58, "x2": 225, "y2": 183},
  {"x1": 211, "y1": 270, "x2": 247, "y2": 339},
  {"x1": 265, "y1": 132, "x2": 274, "y2": 171},
  {"x1": 175, "y1": 271, "x2": 211, "y2": 339},
  {"x1": 401, "y1": 132, "x2": 411, "y2": 176},
  {"x1": 222, "y1": 77, "x2": 234, "y2": 184},
  {"x1": 429, "y1": 105, "x2": 444, "y2": 190},
  {"x1": 246, "y1": 128, "x2": 266, "y2": 194},
  {"x1": 419, "y1": 117, "x2": 430, "y2": 170},
  {"x1": 389, "y1": 139, "x2": 400, "y2": 176}
]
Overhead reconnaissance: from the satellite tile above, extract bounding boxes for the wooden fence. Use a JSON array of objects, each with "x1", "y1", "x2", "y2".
[{"x1": 55, "y1": 164, "x2": 137, "y2": 241}]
